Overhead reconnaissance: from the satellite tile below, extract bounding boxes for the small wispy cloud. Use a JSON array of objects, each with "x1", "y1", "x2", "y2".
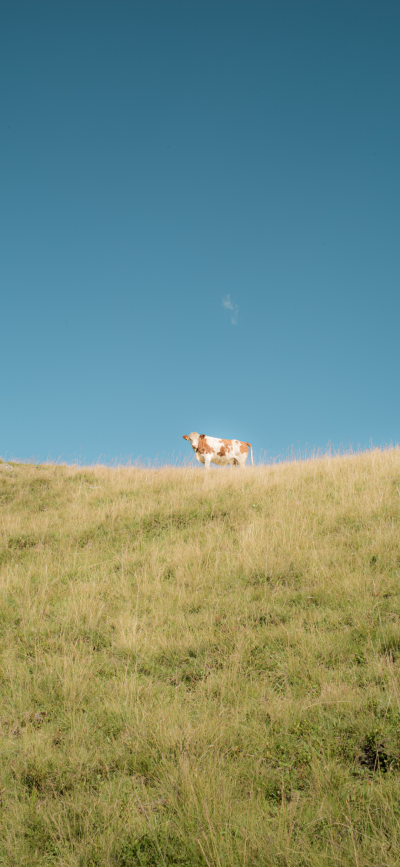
[{"x1": 222, "y1": 294, "x2": 239, "y2": 325}]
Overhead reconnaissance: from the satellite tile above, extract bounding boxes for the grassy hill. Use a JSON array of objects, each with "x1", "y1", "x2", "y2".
[{"x1": 1, "y1": 450, "x2": 400, "y2": 866}]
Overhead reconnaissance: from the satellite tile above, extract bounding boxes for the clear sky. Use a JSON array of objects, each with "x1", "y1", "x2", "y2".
[{"x1": 1, "y1": 0, "x2": 399, "y2": 464}]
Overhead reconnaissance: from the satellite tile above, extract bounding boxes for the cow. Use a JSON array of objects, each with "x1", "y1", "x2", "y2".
[{"x1": 183, "y1": 432, "x2": 254, "y2": 469}]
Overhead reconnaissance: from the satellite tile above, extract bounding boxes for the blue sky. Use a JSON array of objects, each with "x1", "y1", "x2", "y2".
[{"x1": 1, "y1": 0, "x2": 399, "y2": 464}]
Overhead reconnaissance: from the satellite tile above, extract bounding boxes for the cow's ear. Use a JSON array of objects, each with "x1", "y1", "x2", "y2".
[
  {"x1": 182, "y1": 435, "x2": 189, "y2": 440},
  {"x1": 199, "y1": 434, "x2": 205, "y2": 439}
]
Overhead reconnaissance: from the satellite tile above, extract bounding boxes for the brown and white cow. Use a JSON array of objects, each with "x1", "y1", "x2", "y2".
[{"x1": 183, "y1": 432, "x2": 253, "y2": 469}]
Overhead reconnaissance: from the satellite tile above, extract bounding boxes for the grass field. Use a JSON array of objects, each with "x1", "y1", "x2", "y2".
[{"x1": 1, "y1": 450, "x2": 400, "y2": 866}]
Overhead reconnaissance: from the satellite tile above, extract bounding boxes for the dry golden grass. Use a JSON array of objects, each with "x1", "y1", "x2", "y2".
[{"x1": 1, "y1": 450, "x2": 400, "y2": 866}]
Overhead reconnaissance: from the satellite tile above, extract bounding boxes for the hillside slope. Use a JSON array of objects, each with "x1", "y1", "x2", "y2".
[{"x1": 1, "y1": 451, "x2": 400, "y2": 866}]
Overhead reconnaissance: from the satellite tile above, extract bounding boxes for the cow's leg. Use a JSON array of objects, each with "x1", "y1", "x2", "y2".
[{"x1": 204, "y1": 455, "x2": 212, "y2": 470}]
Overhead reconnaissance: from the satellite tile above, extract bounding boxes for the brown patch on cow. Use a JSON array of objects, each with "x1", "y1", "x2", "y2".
[
  {"x1": 218, "y1": 445, "x2": 226, "y2": 457},
  {"x1": 240, "y1": 441, "x2": 251, "y2": 454},
  {"x1": 197, "y1": 434, "x2": 213, "y2": 454},
  {"x1": 220, "y1": 439, "x2": 233, "y2": 452}
]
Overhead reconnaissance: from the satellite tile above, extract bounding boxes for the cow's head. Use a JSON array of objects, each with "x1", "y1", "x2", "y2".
[{"x1": 182, "y1": 432, "x2": 200, "y2": 449}]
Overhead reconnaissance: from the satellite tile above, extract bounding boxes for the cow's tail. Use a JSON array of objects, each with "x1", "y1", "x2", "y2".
[{"x1": 248, "y1": 443, "x2": 254, "y2": 467}]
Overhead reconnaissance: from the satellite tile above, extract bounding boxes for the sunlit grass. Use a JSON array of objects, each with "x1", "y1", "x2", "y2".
[{"x1": 1, "y1": 449, "x2": 400, "y2": 865}]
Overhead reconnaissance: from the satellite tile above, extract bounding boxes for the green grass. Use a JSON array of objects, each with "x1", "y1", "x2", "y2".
[{"x1": 1, "y1": 451, "x2": 400, "y2": 865}]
